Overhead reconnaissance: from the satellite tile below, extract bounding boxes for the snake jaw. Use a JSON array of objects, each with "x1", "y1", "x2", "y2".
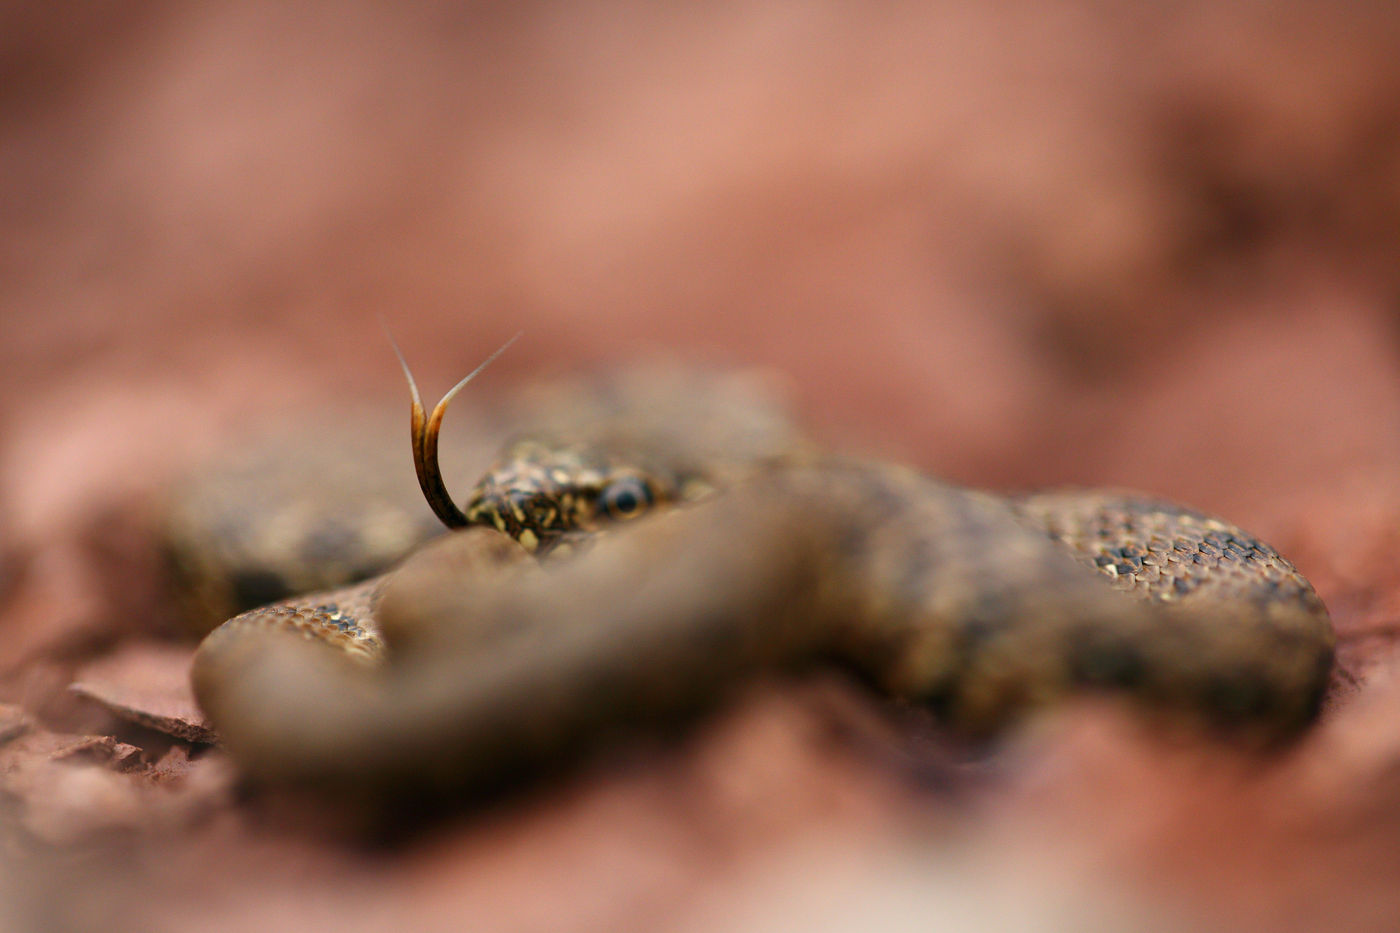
[{"x1": 386, "y1": 328, "x2": 523, "y2": 530}]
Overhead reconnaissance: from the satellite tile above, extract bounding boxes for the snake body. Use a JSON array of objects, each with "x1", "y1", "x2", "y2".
[{"x1": 187, "y1": 364, "x2": 1334, "y2": 795}]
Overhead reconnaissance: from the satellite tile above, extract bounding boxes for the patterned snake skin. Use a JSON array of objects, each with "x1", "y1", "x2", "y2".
[{"x1": 187, "y1": 361, "x2": 1334, "y2": 796}]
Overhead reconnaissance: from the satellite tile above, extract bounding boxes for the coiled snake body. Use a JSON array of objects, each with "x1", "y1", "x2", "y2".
[{"x1": 187, "y1": 362, "x2": 1334, "y2": 795}]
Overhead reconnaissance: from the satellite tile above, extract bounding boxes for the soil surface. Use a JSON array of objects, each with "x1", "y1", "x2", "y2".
[{"x1": 4, "y1": 3, "x2": 1400, "y2": 931}]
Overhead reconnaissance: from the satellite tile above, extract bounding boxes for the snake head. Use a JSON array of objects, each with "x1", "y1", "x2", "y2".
[
  {"x1": 460, "y1": 440, "x2": 663, "y2": 552},
  {"x1": 391, "y1": 331, "x2": 664, "y2": 553}
]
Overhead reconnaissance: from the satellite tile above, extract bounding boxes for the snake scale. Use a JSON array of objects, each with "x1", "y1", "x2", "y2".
[{"x1": 186, "y1": 355, "x2": 1334, "y2": 798}]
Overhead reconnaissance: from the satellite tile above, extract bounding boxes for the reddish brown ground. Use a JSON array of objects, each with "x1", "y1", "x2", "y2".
[{"x1": 4, "y1": 3, "x2": 1400, "y2": 930}]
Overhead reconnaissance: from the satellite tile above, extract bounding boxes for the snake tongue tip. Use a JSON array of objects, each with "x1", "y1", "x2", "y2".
[
  {"x1": 380, "y1": 319, "x2": 425, "y2": 409},
  {"x1": 437, "y1": 331, "x2": 524, "y2": 411}
]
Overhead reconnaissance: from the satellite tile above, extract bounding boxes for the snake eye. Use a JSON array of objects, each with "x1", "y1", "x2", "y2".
[{"x1": 599, "y1": 476, "x2": 654, "y2": 521}]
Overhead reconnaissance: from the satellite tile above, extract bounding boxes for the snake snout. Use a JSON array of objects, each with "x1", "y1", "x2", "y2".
[{"x1": 463, "y1": 486, "x2": 575, "y2": 553}]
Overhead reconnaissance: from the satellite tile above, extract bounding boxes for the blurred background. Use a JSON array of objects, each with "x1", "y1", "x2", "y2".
[
  {"x1": 6, "y1": 2, "x2": 1400, "y2": 532},
  {"x1": 4, "y1": 2, "x2": 1400, "y2": 930}
]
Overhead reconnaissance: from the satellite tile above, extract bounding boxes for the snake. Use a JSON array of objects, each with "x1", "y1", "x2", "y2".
[{"x1": 186, "y1": 350, "x2": 1335, "y2": 798}]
